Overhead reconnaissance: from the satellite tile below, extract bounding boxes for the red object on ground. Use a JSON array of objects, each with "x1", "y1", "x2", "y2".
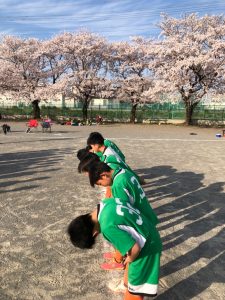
[{"x1": 101, "y1": 261, "x2": 125, "y2": 271}]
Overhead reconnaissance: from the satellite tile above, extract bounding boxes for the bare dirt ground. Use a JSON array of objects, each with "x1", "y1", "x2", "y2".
[{"x1": 0, "y1": 122, "x2": 225, "y2": 300}]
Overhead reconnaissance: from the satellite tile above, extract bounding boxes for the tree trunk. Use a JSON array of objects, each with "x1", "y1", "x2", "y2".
[
  {"x1": 32, "y1": 100, "x2": 41, "y2": 119},
  {"x1": 130, "y1": 103, "x2": 138, "y2": 123},
  {"x1": 185, "y1": 100, "x2": 198, "y2": 125},
  {"x1": 82, "y1": 99, "x2": 89, "y2": 122},
  {"x1": 62, "y1": 93, "x2": 66, "y2": 108}
]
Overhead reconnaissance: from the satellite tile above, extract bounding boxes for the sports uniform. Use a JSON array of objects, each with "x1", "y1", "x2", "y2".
[
  {"x1": 94, "y1": 139, "x2": 125, "y2": 161},
  {"x1": 111, "y1": 168, "x2": 159, "y2": 226},
  {"x1": 104, "y1": 139, "x2": 125, "y2": 161},
  {"x1": 100, "y1": 146, "x2": 140, "y2": 183},
  {"x1": 98, "y1": 198, "x2": 162, "y2": 296}
]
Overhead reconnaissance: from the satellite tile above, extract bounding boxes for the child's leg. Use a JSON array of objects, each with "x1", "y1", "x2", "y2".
[
  {"x1": 124, "y1": 264, "x2": 143, "y2": 299},
  {"x1": 124, "y1": 290, "x2": 143, "y2": 300},
  {"x1": 124, "y1": 263, "x2": 128, "y2": 287}
]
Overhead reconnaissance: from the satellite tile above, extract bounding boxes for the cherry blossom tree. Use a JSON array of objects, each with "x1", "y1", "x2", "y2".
[
  {"x1": 149, "y1": 13, "x2": 225, "y2": 125},
  {"x1": 109, "y1": 37, "x2": 154, "y2": 123},
  {"x1": 0, "y1": 36, "x2": 50, "y2": 118},
  {"x1": 51, "y1": 31, "x2": 111, "y2": 121},
  {"x1": 41, "y1": 38, "x2": 67, "y2": 85}
]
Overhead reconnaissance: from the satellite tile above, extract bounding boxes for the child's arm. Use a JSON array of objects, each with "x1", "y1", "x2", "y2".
[{"x1": 124, "y1": 242, "x2": 141, "y2": 265}]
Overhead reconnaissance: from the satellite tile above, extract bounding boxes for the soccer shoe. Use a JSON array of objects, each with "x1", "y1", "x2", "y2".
[
  {"x1": 103, "y1": 252, "x2": 114, "y2": 260},
  {"x1": 107, "y1": 279, "x2": 126, "y2": 293},
  {"x1": 101, "y1": 261, "x2": 125, "y2": 271}
]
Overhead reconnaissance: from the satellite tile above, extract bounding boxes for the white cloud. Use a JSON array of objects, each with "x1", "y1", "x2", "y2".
[{"x1": 0, "y1": 0, "x2": 224, "y2": 40}]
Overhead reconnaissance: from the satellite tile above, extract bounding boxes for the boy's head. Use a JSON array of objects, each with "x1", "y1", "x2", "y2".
[
  {"x1": 67, "y1": 213, "x2": 96, "y2": 249},
  {"x1": 77, "y1": 145, "x2": 92, "y2": 161},
  {"x1": 87, "y1": 132, "x2": 104, "y2": 152},
  {"x1": 89, "y1": 161, "x2": 112, "y2": 187},
  {"x1": 78, "y1": 153, "x2": 100, "y2": 174}
]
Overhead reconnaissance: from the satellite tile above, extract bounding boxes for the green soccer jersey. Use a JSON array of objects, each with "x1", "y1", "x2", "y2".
[
  {"x1": 100, "y1": 146, "x2": 140, "y2": 182},
  {"x1": 95, "y1": 151, "x2": 103, "y2": 159},
  {"x1": 94, "y1": 139, "x2": 125, "y2": 162},
  {"x1": 112, "y1": 168, "x2": 159, "y2": 226},
  {"x1": 98, "y1": 198, "x2": 162, "y2": 295},
  {"x1": 104, "y1": 139, "x2": 125, "y2": 161}
]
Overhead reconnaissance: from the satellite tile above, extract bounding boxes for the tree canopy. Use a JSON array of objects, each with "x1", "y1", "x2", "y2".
[{"x1": 0, "y1": 13, "x2": 225, "y2": 124}]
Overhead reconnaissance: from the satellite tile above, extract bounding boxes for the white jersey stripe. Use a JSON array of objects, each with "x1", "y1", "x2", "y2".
[{"x1": 118, "y1": 225, "x2": 146, "y2": 248}]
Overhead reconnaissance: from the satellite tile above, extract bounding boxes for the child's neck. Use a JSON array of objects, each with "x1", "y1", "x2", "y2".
[{"x1": 99, "y1": 145, "x2": 106, "y2": 153}]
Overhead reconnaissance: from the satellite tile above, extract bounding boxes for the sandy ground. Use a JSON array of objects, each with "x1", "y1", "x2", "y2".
[{"x1": 0, "y1": 122, "x2": 225, "y2": 300}]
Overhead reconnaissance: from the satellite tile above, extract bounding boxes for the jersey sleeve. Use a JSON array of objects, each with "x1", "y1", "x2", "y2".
[
  {"x1": 102, "y1": 225, "x2": 136, "y2": 256},
  {"x1": 104, "y1": 139, "x2": 126, "y2": 161}
]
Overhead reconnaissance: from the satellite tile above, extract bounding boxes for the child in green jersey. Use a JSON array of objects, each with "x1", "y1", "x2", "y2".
[
  {"x1": 77, "y1": 149, "x2": 112, "y2": 198},
  {"x1": 67, "y1": 198, "x2": 162, "y2": 300},
  {"x1": 86, "y1": 132, "x2": 143, "y2": 184},
  {"x1": 89, "y1": 161, "x2": 158, "y2": 226},
  {"x1": 87, "y1": 132, "x2": 125, "y2": 161},
  {"x1": 88, "y1": 161, "x2": 158, "y2": 272}
]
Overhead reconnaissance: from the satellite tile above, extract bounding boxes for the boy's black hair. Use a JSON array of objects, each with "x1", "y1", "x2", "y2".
[
  {"x1": 87, "y1": 132, "x2": 104, "y2": 146},
  {"x1": 77, "y1": 145, "x2": 92, "y2": 161},
  {"x1": 88, "y1": 161, "x2": 111, "y2": 187},
  {"x1": 67, "y1": 213, "x2": 96, "y2": 249},
  {"x1": 78, "y1": 153, "x2": 100, "y2": 173}
]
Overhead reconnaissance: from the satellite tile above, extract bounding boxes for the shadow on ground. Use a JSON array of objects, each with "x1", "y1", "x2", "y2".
[
  {"x1": 136, "y1": 166, "x2": 225, "y2": 299},
  {"x1": 0, "y1": 148, "x2": 73, "y2": 193}
]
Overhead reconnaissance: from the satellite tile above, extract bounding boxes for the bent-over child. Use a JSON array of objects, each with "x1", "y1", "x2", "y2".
[{"x1": 67, "y1": 197, "x2": 162, "y2": 300}]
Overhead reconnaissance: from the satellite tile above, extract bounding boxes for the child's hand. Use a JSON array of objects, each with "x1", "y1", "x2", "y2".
[
  {"x1": 124, "y1": 255, "x2": 133, "y2": 265},
  {"x1": 124, "y1": 242, "x2": 141, "y2": 265}
]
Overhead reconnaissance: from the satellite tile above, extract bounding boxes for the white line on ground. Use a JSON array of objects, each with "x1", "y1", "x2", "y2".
[{"x1": 110, "y1": 138, "x2": 225, "y2": 142}]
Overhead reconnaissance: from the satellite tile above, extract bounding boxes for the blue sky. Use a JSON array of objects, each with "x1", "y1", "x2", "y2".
[{"x1": 0, "y1": 0, "x2": 225, "y2": 41}]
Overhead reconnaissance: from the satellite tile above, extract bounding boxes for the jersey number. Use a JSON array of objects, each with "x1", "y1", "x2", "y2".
[{"x1": 115, "y1": 198, "x2": 143, "y2": 225}]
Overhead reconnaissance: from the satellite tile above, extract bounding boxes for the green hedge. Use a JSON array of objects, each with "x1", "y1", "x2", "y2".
[{"x1": 0, "y1": 105, "x2": 224, "y2": 122}]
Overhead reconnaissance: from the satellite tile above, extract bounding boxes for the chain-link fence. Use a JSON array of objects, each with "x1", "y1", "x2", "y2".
[{"x1": 0, "y1": 103, "x2": 224, "y2": 123}]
